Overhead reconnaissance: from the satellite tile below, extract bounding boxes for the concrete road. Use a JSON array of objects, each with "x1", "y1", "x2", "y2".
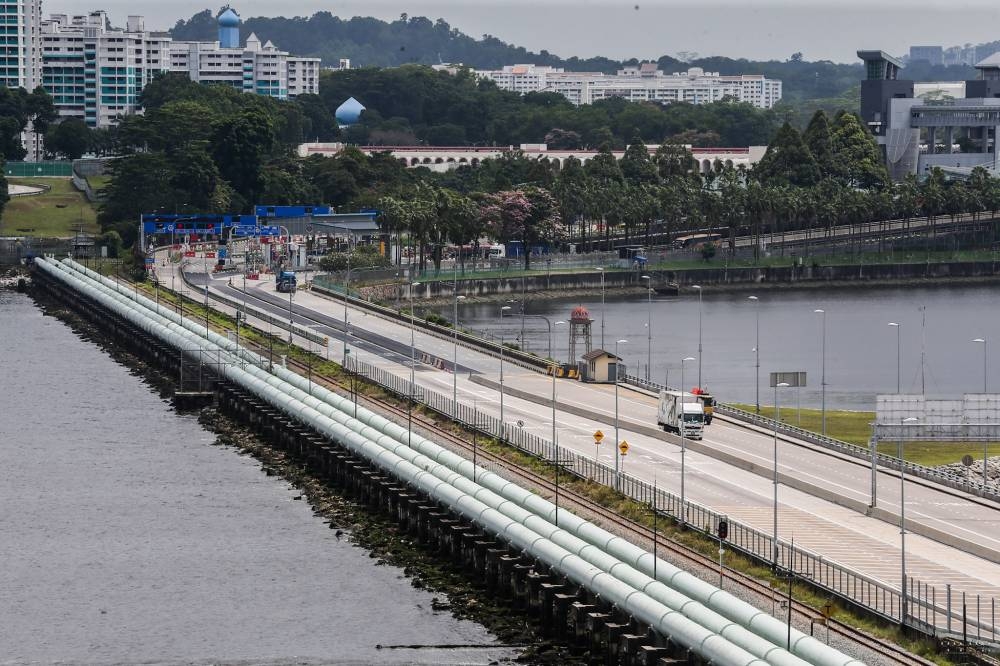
[{"x1": 158, "y1": 254, "x2": 1000, "y2": 626}]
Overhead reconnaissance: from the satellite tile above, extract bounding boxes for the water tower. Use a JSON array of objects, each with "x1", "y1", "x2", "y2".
[{"x1": 568, "y1": 305, "x2": 593, "y2": 363}]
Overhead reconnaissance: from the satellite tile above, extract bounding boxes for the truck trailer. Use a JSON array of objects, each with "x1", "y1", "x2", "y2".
[{"x1": 657, "y1": 390, "x2": 705, "y2": 439}]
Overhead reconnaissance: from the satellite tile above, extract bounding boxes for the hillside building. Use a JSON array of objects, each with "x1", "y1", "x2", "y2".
[{"x1": 473, "y1": 63, "x2": 782, "y2": 109}]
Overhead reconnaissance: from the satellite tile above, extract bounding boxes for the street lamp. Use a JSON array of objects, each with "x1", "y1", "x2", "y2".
[
  {"x1": 748, "y1": 296, "x2": 759, "y2": 413},
  {"x1": 680, "y1": 356, "x2": 695, "y2": 520},
  {"x1": 452, "y1": 294, "x2": 466, "y2": 411},
  {"x1": 772, "y1": 380, "x2": 790, "y2": 568},
  {"x1": 814, "y1": 308, "x2": 827, "y2": 435},
  {"x1": 899, "y1": 416, "x2": 919, "y2": 625},
  {"x1": 552, "y1": 321, "x2": 566, "y2": 449},
  {"x1": 642, "y1": 274, "x2": 652, "y2": 382},
  {"x1": 614, "y1": 339, "x2": 628, "y2": 484},
  {"x1": 693, "y1": 285, "x2": 703, "y2": 389},
  {"x1": 888, "y1": 322, "x2": 901, "y2": 393},
  {"x1": 973, "y1": 338, "x2": 987, "y2": 392},
  {"x1": 596, "y1": 267, "x2": 606, "y2": 349},
  {"x1": 408, "y1": 281, "x2": 421, "y2": 447}
]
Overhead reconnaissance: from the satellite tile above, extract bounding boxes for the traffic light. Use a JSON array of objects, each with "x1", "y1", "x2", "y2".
[{"x1": 717, "y1": 520, "x2": 728, "y2": 541}]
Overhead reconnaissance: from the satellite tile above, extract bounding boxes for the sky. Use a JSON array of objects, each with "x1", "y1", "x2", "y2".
[{"x1": 45, "y1": 0, "x2": 1000, "y2": 64}]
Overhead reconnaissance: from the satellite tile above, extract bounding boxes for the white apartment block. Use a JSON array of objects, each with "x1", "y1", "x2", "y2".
[
  {"x1": 40, "y1": 12, "x2": 170, "y2": 128},
  {"x1": 1, "y1": 0, "x2": 42, "y2": 91},
  {"x1": 476, "y1": 63, "x2": 782, "y2": 109},
  {"x1": 34, "y1": 7, "x2": 319, "y2": 129}
]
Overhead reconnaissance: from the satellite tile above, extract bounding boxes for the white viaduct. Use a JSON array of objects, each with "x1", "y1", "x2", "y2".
[{"x1": 297, "y1": 142, "x2": 766, "y2": 174}]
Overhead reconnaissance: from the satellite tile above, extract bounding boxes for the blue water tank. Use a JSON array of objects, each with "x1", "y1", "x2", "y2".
[
  {"x1": 335, "y1": 97, "x2": 366, "y2": 125},
  {"x1": 218, "y1": 8, "x2": 240, "y2": 48}
]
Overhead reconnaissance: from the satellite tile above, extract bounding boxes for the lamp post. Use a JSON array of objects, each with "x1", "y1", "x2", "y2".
[
  {"x1": 973, "y1": 338, "x2": 987, "y2": 392},
  {"x1": 899, "y1": 416, "x2": 919, "y2": 625},
  {"x1": 642, "y1": 274, "x2": 652, "y2": 382},
  {"x1": 452, "y1": 294, "x2": 466, "y2": 410},
  {"x1": 680, "y1": 356, "x2": 695, "y2": 520},
  {"x1": 408, "y1": 281, "x2": 421, "y2": 447},
  {"x1": 614, "y1": 339, "x2": 628, "y2": 485},
  {"x1": 596, "y1": 267, "x2": 606, "y2": 349},
  {"x1": 749, "y1": 296, "x2": 760, "y2": 413},
  {"x1": 693, "y1": 285, "x2": 703, "y2": 389},
  {"x1": 888, "y1": 322, "x2": 901, "y2": 393},
  {"x1": 552, "y1": 321, "x2": 566, "y2": 449},
  {"x1": 814, "y1": 308, "x2": 827, "y2": 435},
  {"x1": 772, "y1": 380, "x2": 790, "y2": 568}
]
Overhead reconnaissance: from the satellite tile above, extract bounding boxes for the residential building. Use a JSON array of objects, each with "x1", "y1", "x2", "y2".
[
  {"x1": 908, "y1": 45, "x2": 943, "y2": 66},
  {"x1": 40, "y1": 11, "x2": 170, "y2": 128},
  {"x1": 1, "y1": 0, "x2": 41, "y2": 90},
  {"x1": 473, "y1": 63, "x2": 782, "y2": 109},
  {"x1": 36, "y1": 7, "x2": 319, "y2": 128}
]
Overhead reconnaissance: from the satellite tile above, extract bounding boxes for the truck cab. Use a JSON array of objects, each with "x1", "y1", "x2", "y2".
[
  {"x1": 657, "y1": 390, "x2": 706, "y2": 440},
  {"x1": 692, "y1": 388, "x2": 715, "y2": 425},
  {"x1": 275, "y1": 270, "x2": 297, "y2": 294}
]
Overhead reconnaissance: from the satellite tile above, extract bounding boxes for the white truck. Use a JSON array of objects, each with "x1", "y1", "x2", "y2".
[{"x1": 657, "y1": 390, "x2": 705, "y2": 439}]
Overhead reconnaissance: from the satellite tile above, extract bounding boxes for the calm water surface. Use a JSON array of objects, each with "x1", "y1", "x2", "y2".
[
  {"x1": 0, "y1": 291, "x2": 513, "y2": 665},
  {"x1": 453, "y1": 282, "x2": 1000, "y2": 410}
]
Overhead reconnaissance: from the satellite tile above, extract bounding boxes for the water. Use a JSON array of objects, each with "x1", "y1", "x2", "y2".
[
  {"x1": 453, "y1": 283, "x2": 1000, "y2": 410},
  {"x1": 0, "y1": 291, "x2": 513, "y2": 665}
]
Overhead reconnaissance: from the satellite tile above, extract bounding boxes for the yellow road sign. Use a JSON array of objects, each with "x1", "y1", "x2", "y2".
[
  {"x1": 619, "y1": 440, "x2": 629, "y2": 456},
  {"x1": 593, "y1": 429, "x2": 604, "y2": 443}
]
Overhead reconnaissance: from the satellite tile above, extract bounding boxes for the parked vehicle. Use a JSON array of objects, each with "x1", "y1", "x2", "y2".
[
  {"x1": 275, "y1": 270, "x2": 297, "y2": 294},
  {"x1": 657, "y1": 390, "x2": 705, "y2": 439}
]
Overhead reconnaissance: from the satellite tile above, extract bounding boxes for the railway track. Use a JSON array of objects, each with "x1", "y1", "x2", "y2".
[{"x1": 147, "y1": 282, "x2": 934, "y2": 666}]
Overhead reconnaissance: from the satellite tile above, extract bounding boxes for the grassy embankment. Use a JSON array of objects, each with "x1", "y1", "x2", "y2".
[
  {"x1": 731, "y1": 403, "x2": 1000, "y2": 466},
  {"x1": 1, "y1": 178, "x2": 98, "y2": 237}
]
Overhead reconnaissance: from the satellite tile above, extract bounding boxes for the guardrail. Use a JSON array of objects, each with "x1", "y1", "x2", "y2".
[
  {"x1": 623, "y1": 375, "x2": 1000, "y2": 504},
  {"x1": 177, "y1": 263, "x2": 328, "y2": 348},
  {"x1": 310, "y1": 277, "x2": 552, "y2": 374},
  {"x1": 347, "y1": 357, "x2": 998, "y2": 645}
]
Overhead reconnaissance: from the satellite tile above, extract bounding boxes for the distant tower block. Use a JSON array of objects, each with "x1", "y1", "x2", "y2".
[{"x1": 568, "y1": 305, "x2": 593, "y2": 364}]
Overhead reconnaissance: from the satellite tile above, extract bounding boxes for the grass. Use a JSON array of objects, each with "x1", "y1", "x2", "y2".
[
  {"x1": 731, "y1": 403, "x2": 1000, "y2": 467},
  {"x1": 1, "y1": 178, "x2": 98, "y2": 237},
  {"x1": 86, "y1": 175, "x2": 111, "y2": 192},
  {"x1": 731, "y1": 403, "x2": 874, "y2": 446},
  {"x1": 127, "y1": 277, "x2": 950, "y2": 663}
]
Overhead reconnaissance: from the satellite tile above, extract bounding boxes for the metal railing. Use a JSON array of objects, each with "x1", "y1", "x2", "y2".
[
  {"x1": 623, "y1": 374, "x2": 1000, "y2": 503},
  {"x1": 345, "y1": 356, "x2": 998, "y2": 645}
]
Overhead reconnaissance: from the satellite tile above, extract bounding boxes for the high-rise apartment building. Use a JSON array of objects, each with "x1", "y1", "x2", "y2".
[
  {"x1": 1, "y1": 0, "x2": 42, "y2": 90},
  {"x1": 35, "y1": 7, "x2": 319, "y2": 128}
]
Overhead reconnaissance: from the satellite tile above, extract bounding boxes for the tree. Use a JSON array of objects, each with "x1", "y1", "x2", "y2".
[
  {"x1": 753, "y1": 123, "x2": 821, "y2": 188},
  {"x1": 654, "y1": 140, "x2": 696, "y2": 178},
  {"x1": 480, "y1": 187, "x2": 561, "y2": 269},
  {"x1": 803, "y1": 110, "x2": 833, "y2": 175},
  {"x1": 830, "y1": 111, "x2": 889, "y2": 190},
  {"x1": 44, "y1": 118, "x2": 92, "y2": 159},
  {"x1": 0, "y1": 154, "x2": 8, "y2": 220},
  {"x1": 212, "y1": 107, "x2": 279, "y2": 205},
  {"x1": 619, "y1": 133, "x2": 658, "y2": 186}
]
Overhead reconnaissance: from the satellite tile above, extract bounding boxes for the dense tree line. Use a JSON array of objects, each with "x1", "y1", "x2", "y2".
[
  {"x1": 322, "y1": 65, "x2": 780, "y2": 148},
  {"x1": 170, "y1": 8, "x2": 979, "y2": 106}
]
